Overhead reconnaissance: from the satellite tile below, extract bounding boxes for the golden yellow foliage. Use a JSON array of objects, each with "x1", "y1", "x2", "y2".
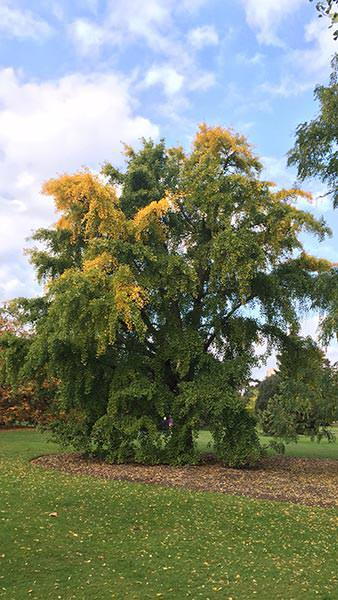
[
  {"x1": 193, "y1": 123, "x2": 255, "y2": 161},
  {"x1": 132, "y1": 195, "x2": 174, "y2": 240},
  {"x1": 296, "y1": 252, "x2": 333, "y2": 272},
  {"x1": 42, "y1": 172, "x2": 126, "y2": 240},
  {"x1": 83, "y1": 252, "x2": 117, "y2": 273},
  {"x1": 113, "y1": 269, "x2": 148, "y2": 330},
  {"x1": 273, "y1": 188, "x2": 313, "y2": 203}
]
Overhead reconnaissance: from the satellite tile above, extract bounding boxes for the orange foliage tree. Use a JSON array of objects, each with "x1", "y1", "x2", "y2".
[{"x1": 0, "y1": 305, "x2": 55, "y2": 426}]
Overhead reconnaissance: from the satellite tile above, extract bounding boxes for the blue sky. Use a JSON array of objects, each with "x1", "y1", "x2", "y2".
[{"x1": 0, "y1": 0, "x2": 337, "y2": 372}]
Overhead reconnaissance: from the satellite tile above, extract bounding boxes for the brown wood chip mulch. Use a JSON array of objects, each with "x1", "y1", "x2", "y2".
[
  {"x1": 1, "y1": 426, "x2": 35, "y2": 431},
  {"x1": 32, "y1": 453, "x2": 338, "y2": 508}
]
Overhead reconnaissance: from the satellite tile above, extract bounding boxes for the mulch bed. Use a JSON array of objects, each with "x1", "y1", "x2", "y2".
[
  {"x1": 32, "y1": 453, "x2": 338, "y2": 508},
  {"x1": 1, "y1": 426, "x2": 35, "y2": 431}
]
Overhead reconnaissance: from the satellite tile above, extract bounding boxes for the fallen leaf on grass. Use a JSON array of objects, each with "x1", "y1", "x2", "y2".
[{"x1": 33, "y1": 454, "x2": 338, "y2": 508}]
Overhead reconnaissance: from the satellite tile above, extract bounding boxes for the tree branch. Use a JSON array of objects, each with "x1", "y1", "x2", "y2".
[
  {"x1": 141, "y1": 309, "x2": 159, "y2": 338},
  {"x1": 203, "y1": 296, "x2": 254, "y2": 351},
  {"x1": 176, "y1": 200, "x2": 194, "y2": 230}
]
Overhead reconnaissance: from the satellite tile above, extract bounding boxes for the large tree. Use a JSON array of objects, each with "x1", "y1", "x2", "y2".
[
  {"x1": 1, "y1": 125, "x2": 337, "y2": 466},
  {"x1": 288, "y1": 54, "x2": 338, "y2": 207}
]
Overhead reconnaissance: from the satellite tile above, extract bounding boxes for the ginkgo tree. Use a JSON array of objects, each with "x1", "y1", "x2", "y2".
[{"x1": 1, "y1": 125, "x2": 337, "y2": 466}]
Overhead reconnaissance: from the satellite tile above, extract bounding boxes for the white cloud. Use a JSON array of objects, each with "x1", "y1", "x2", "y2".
[
  {"x1": 179, "y1": 0, "x2": 208, "y2": 12},
  {"x1": 0, "y1": 264, "x2": 38, "y2": 301},
  {"x1": 69, "y1": 0, "x2": 208, "y2": 62},
  {"x1": 83, "y1": 0, "x2": 100, "y2": 13},
  {"x1": 261, "y1": 155, "x2": 293, "y2": 186},
  {"x1": 189, "y1": 71, "x2": 216, "y2": 91},
  {"x1": 71, "y1": 0, "x2": 173, "y2": 55},
  {"x1": 50, "y1": 2, "x2": 64, "y2": 22},
  {"x1": 0, "y1": 2, "x2": 52, "y2": 40},
  {"x1": 260, "y1": 77, "x2": 312, "y2": 98},
  {"x1": 242, "y1": 0, "x2": 304, "y2": 46},
  {"x1": 142, "y1": 63, "x2": 215, "y2": 104},
  {"x1": 236, "y1": 52, "x2": 265, "y2": 65},
  {"x1": 69, "y1": 0, "x2": 215, "y2": 114},
  {"x1": 292, "y1": 17, "x2": 337, "y2": 74},
  {"x1": 112, "y1": 0, "x2": 170, "y2": 40},
  {"x1": 187, "y1": 25, "x2": 219, "y2": 49},
  {"x1": 143, "y1": 65, "x2": 184, "y2": 96},
  {"x1": 70, "y1": 19, "x2": 116, "y2": 55},
  {"x1": 236, "y1": 121, "x2": 255, "y2": 133},
  {"x1": 0, "y1": 68, "x2": 158, "y2": 182},
  {"x1": 0, "y1": 68, "x2": 159, "y2": 302},
  {"x1": 258, "y1": 16, "x2": 336, "y2": 102}
]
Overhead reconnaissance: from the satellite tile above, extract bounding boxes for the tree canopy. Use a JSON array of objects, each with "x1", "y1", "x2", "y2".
[{"x1": 1, "y1": 125, "x2": 337, "y2": 466}]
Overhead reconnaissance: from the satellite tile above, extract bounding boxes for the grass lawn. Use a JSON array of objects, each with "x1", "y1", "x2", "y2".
[
  {"x1": 198, "y1": 427, "x2": 338, "y2": 460},
  {"x1": 0, "y1": 430, "x2": 337, "y2": 599}
]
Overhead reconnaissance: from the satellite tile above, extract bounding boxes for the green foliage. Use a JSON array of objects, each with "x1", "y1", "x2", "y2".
[
  {"x1": 2, "y1": 124, "x2": 337, "y2": 467},
  {"x1": 288, "y1": 54, "x2": 338, "y2": 207},
  {"x1": 211, "y1": 402, "x2": 261, "y2": 467},
  {"x1": 312, "y1": 267, "x2": 338, "y2": 342},
  {"x1": 47, "y1": 409, "x2": 93, "y2": 452},
  {"x1": 258, "y1": 338, "x2": 338, "y2": 446},
  {"x1": 255, "y1": 373, "x2": 280, "y2": 414},
  {"x1": 255, "y1": 373, "x2": 282, "y2": 436}
]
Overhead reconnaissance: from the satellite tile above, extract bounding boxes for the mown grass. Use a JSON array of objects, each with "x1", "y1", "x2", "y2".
[
  {"x1": 1, "y1": 430, "x2": 338, "y2": 599},
  {"x1": 198, "y1": 427, "x2": 338, "y2": 460},
  {"x1": 0, "y1": 429, "x2": 61, "y2": 461}
]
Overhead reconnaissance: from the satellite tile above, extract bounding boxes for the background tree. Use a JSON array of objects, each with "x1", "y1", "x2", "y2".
[
  {"x1": 1, "y1": 125, "x2": 337, "y2": 466},
  {"x1": 255, "y1": 373, "x2": 280, "y2": 434},
  {"x1": 0, "y1": 304, "x2": 55, "y2": 427},
  {"x1": 288, "y1": 54, "x2": 338, "y2": 207},
  {"x1": 257, "y1": 337, "x2": 338, "y2": 443}
]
